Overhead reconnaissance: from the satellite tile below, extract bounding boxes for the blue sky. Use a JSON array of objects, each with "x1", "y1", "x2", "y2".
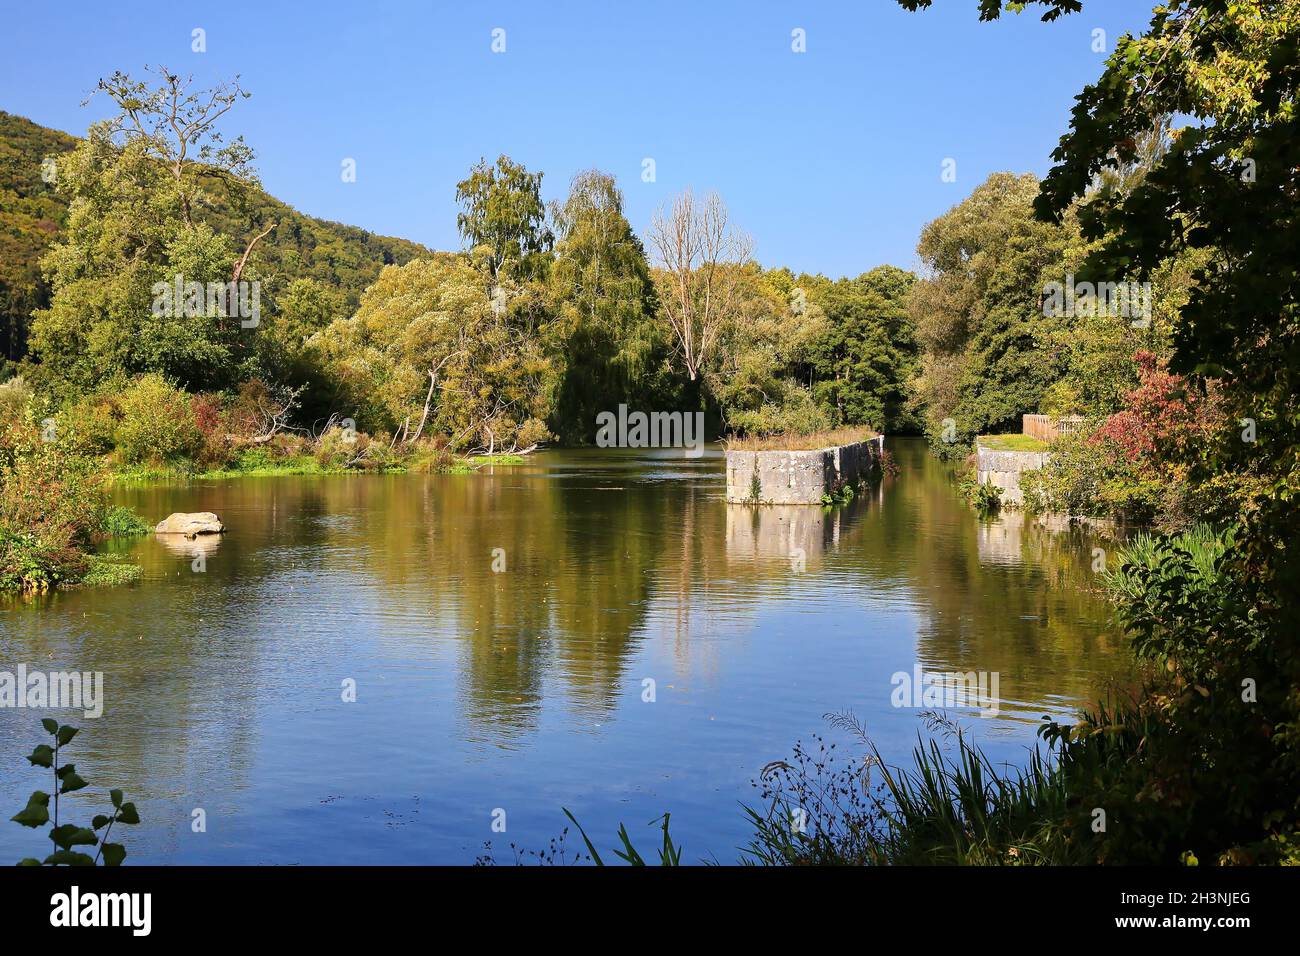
[{"x1": 1, "y1": 0, "x2": 1153, "y2": 277}]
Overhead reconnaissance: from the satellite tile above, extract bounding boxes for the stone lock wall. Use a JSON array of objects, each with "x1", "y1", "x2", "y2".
[
  {"x1": 725, "y1": 437, "x2": 882, "y2": 505},
  {"x1": 974, "y1": 445, "x2": 1050, "y2": 506}
]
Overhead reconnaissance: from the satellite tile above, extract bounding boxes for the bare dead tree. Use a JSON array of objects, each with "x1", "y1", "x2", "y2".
[
  {"x1": 647, "y1": 189, "x2": 752, "y2": 381},
  {"x1": 407, "y1": 350, "x2": 466, "y2": 446},
  {"x1": 248, "y1": 384, "x2": 305, "y2": 444}
]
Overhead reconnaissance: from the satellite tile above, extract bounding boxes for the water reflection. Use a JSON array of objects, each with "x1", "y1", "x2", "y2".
[{"x1": 0, "y1": 440, "x2": 1132, "y2": 863}]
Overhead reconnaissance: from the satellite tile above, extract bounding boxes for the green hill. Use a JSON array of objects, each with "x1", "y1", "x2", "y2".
[{"x1": 0, "y1": 109, "x2": 433, "y2": 367}]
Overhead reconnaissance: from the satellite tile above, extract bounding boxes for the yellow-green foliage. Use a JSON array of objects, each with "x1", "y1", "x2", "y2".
[
  {"x1": 112, "y1": 374, "x2": 203, "y2": 465},
  {"x1": 0, "y1": 419, "x2": 107, "y2": 591},
  {"x1": 314, "y1": 254, "x2": 556, "y2": 452}
]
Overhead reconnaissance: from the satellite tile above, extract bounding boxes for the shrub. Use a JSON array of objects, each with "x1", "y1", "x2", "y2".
[
  {"x1": 727, "y1": 384, "x2": 830, "y2": 437},
  {"x1": 113, "y1": 374, "x2": 204, "y2": 466},
  {"x1": 408, "y1": 442, "x2": 456, "y2": 474},
  {"x1": 968, "y1": 478, "x2": 1003, "y2": 516},
  {"x1": 234, "y1": 447, "x2": 276, "y2": 472},
  {"x1": 0, "y1": 421, "x2": 106, "y2": 591},
  {"x1": 359, "y1": 438, "x2": 401, "y2": 471},
  {"x1": 0, "y1": 375, "x2": 34, "y2": 427},
  {"x1": 1020, "y1": 430, "x2": 1161, "y2": 523},
  {"x1": 55, "y1": 393, "x2": 122, "y2": 458},
  {"x1": 514, "y1": 417, "x2": 552, "y2": 451},
  {"x1": 97, "y1": 505, "x2": 151, "y2": 537},
  {"x1": 190, "y1": 391, "x2": 234, "y2": 468},
  {"x1": 1039, "y1": 525, "x2": 1300, "y2": 864},
  {"x1": 313, "y1": 424, "x2": 369, "y2": 469}
]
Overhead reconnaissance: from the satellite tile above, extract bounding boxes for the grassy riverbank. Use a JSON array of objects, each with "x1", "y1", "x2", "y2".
[
  {"x1": 110, "y1": 452, "x2": 527, "y2": 482},
  {"x1": 975, "y1": 434, "x2": 1048, "y2": 453}
]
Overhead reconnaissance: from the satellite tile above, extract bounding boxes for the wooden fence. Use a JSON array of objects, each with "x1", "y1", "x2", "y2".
[{"x1": 1023, "y1": 414, "x2": 1084, "y2": 442}]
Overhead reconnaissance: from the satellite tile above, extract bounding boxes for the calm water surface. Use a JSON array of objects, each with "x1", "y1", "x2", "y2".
[{"x1": 1, "y1": 439, "x2": 1131, "y2": 864}]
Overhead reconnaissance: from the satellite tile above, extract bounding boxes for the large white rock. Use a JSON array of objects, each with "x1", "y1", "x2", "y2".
[{"x1": 154, "y1": 512, "x2": 226, "y2": 537}]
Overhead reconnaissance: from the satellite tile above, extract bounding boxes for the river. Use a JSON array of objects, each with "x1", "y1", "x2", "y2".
[{"x1": 0, "y1": 438, "x2": 1132, "y2": 864}]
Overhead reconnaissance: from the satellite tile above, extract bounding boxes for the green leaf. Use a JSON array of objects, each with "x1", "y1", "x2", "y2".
[
  {"x1": 49, "y1": 824, "x2": 97, "y2": 849},
  {"x1": 41, "y1": 718, "x2": 58, "y2": 735},
  {"x1": 110, "y1": 789, "x2": 123, "y2": 809},
  {"x1": 11, "y1": 792, "x2": 50, "y2": 828},
  {"x1": 612, "y1": 822, "x2": 646, "y2": 865},
  {"x1": 56, "y1": 725, "x2": 78, "y2": 746},
  {"x1": 115, "y1": 803, "x2": 140, "y2": 825},
  {"x1": 16, "y1": 858, "x2": 42, "y2": 867},
  {"x1": 43, "y1": 850, "x2": 95, "y2": 867},
  {"x1": 27, "y1": 744, "x2": 54, "y2": 768},
  {"x1": 59, "y1": 771, "x2": 88, "y2": 794},
  {"x1": 100, "y1": 843, "x2": 127, "y2": 867},
  {"x1": 561, "y1": 808, "x2": 604, "y2": 866},
  {"x1": 91, "y1": 814, "x2": 112, "y2": 830}
]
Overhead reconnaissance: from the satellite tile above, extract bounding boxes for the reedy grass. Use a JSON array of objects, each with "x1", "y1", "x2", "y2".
[
  {"x1": 725, "y1": 426, "x2": 878, "y2": 452},
  {"x1": 976, "y1": 434, "x2": 1049, "y2": 452}
]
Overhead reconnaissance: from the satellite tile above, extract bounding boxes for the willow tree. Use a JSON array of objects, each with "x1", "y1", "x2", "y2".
[
  {"x1": 547, "y1": 170, "x2": 662, "y2": 442},
  {"x1": 312, "y1": 254, "x2": 554, "y2": 452}
]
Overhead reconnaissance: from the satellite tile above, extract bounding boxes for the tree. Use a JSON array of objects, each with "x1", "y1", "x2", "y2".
[
  {"x1": 29, "y1": 69, "x2": 267, "y2": 395},
  {"x1": 1033, "y1": 1, "x2": 1300, "y2": 856},
  {"x1": 455, "y1": 155, "x2": 552, "y2": 284},
  {"x1": 808, "y1": 266, "x2": 919, "y2": 432},
  {"x1": 313, "y1": 254, "x2": 555, "y2": 452},
  {"x1": 908, "y1": 172, "x2": 1069, "y2": 446},
  {"x1": 647, "y1": 189, "x2": 753, "y2": 383},
  {"x1": 546, "y1": 170, "x2": 663, "y2": 442},
  {"x1": 901, "y1": 0, "x2": 1300, "y2": 865},
  {"x1": 705, "y1": 265, "x2": 829, "y2": 436}
]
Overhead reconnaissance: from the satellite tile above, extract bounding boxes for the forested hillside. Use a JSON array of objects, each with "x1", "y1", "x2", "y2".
[{"x1": 0, "y1": 109, "x2": 430, "y2": 370}]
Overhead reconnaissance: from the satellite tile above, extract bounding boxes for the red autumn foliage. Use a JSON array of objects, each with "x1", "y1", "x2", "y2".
[
  {"x1": 191, "y1": 393, "x2": 223, "y2": 438},
  {"x1": 1090, "y1": 351, "x2": 1220, "y2": 464}
]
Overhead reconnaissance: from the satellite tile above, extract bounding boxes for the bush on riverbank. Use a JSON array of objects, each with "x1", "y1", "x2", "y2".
[
  {"x1": 33, "y1": 370, "x2": 528, "y2": 481},
  {"x1": 1020, "y1": 355, "x2": 1228, "y2": 528},
  {"x1": 0, "y1": 415, "x2": 147, "y2": 592},
  {"x1": 1020, "y1": 430, "x2": 1163, "y2": 524},
  {"x1": 1070, "y1": 525, "x2": 1300, "y2": 864},
  {"x1": 114, "y1": 374, "x2": 207, "y2": 466}
]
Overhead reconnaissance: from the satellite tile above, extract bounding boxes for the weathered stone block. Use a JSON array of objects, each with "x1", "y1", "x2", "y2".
[
  {"x1": 974, "y1": 445, "x2": 1050, "y2": 506},
  {"x1": 725, "y1": 437, "x2": 882, "y2": 504}
]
